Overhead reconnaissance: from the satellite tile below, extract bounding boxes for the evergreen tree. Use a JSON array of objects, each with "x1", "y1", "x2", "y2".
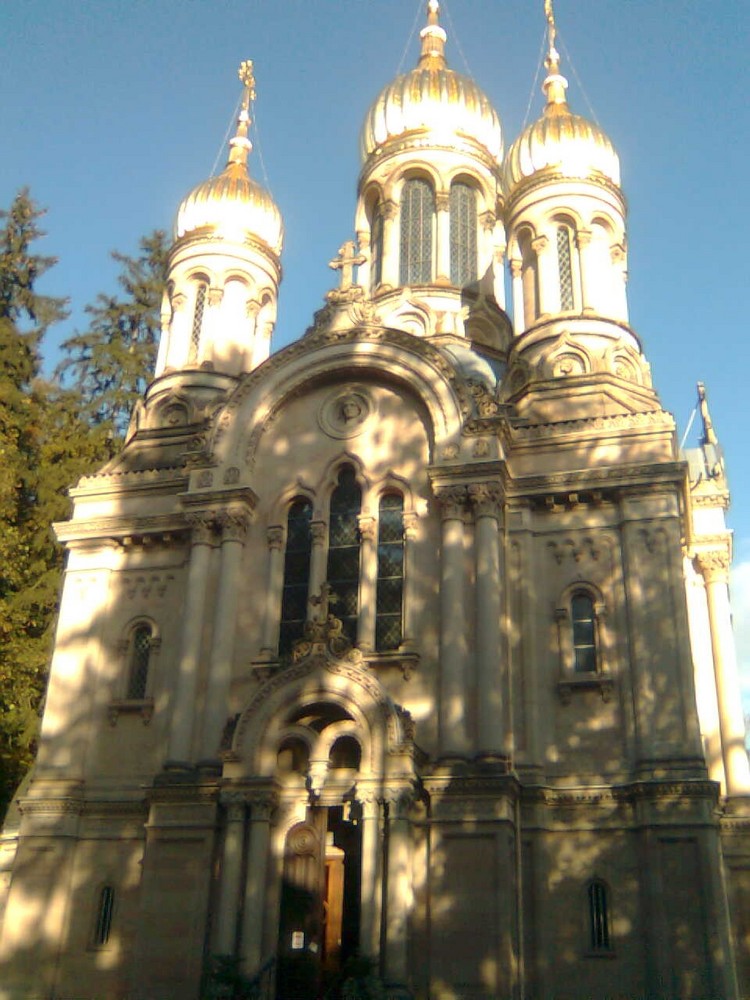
[
  {"x1": 0, "y1": 191, "x2": 68, "y2": 816},
  {"x1": 57, "y1": 230, "x2": 169, "y2": 437}
]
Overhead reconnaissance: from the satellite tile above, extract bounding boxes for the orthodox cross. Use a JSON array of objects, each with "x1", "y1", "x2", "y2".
[
  {"x1": 544, "y1": 0, "x2": 557, "y2": 52},
  {"x1": 238, "y1": 59, "x2": 256, "y2": 112},
  {"x1": 329, "y1": 240, "x2": 366, "y2": 291}
]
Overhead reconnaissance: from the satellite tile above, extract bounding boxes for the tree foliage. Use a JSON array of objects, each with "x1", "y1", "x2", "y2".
[{"x1": 57, "y1": 230, "x2": 169, "y2": 436}]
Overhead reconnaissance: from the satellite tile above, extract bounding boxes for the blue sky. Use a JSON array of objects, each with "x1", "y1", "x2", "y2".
[{"x1": 3, "y1": 0, "x2": 748, "y2": 700}]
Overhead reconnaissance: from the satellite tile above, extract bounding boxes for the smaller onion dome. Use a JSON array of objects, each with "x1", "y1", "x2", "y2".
[
  {"x1": 359, "y1": 1, "x2": 503, "y2": 165},
  {"x1": 503, "y1": 6, "x2": 620, "y2": 194},
  {"x1": 175, "y1": 61, "x2": 283, "y2": 256}
]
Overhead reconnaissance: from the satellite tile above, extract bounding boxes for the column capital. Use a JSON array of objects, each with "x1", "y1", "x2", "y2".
[
  {"x1": 435, "y1": 191, "x2": 450, "y2": 213},
  {"x1": 248, "y1": 793, "x2": 276, "y2": 822},
  {"x1": 383, "y1": 785, "x2": 416, "y2": 819},
  {"x1": 217, "y1": 505, "x2": 252, "y2": 543},
  {"x1": 575, "y1": 229, "x2": 593, "y2": 250},
  {"x1": 468, "y1": 482, "x2": 503, "y2": 518},
  {"x1": 358, "y1": 515, "x2": 377, "y2": 542},
  {"x1": 403, "y1": 511, "x2": 419, "y2": 541},
  {"x1": 695, "y1": 548, "x2": 731, "y2": 584},
  {"x1": 220, "y1": 792, "x2": 247, "y2": 823},
  {"x1": 382, "y1": 199, "x2": 398, "y2": 221},
  {"x1": 311, "y1": 520, "x2": 327, "y2": 546},
  {"x1": 509, "y1": 258, "x2": 523, "y2": 279},
  {"x1": 434, "y1": 485, "x2": 468, "y2": 520},
  {"x1": 171, "y1": 291, "x2": 187, "y2": 312},
  {"x1": 267, "y1": 525, "x2": 284, "y2": 551},
  {"x1": 185, "y1": 510, "x2": 218, "y2": 546},
  {"x1": 208, "y1": 286, "x2": 224, "y2": 308},
  {"x1": 531, "y1": 235, "x2": 549, "y2": 255},
  {"x1": 480, "y1": 210, "x2": 497, "y2": 232}
]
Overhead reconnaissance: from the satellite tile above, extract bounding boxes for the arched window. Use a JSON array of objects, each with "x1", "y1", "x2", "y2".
[
  {"x1": 450, "y1": 182, "x2": 477, "y2": 286},
  {"x1": 571, "y1": 592, "x2": 597, "y2": 673},
  {"x1": 376, "y1": 493, "x2": 404, "y2": 651},
  {"x1": 327, "y1": 466, "x2": 362, "y2": 645},
  {"x1": 93, "y1": 885, "x2": 115, "y2": 947},
  {"x1": 556, "y1": 225, "x2": 575, "y2": 311},
  {"x1": 370, "y1": 203, "x2": 384, "y2": 291},
  {"x1": 400, "y1": 178, "x2": 435, "y2": 285},
  {"x1": 189, "y1": 280, "x2": 208, "y2": 362},
  {"x1": 127, "y1": 623, "x2": 153, "y2": 700},
  {"x1": 329, "y1": 735, "x2": 361, "y2": 770},
  {"x1": 587, "y1": 879, "x2": 611, "y2": 952},
  {"x1": 279, "y1": 499, "x2": 313, "y2": 657}
]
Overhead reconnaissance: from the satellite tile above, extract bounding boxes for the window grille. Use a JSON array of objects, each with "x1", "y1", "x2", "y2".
[
  {"x1": 375, "y1": 494, "x2": 404, "y2": 651},
  {"x1": 279, "y1": 499, "x2": 313, "y2": 656},
  {"x1": 93, "y1": 885, "x2": 115, "y2": 947},
  {"x1": 571, "y1": 593, "x2": 597, "y2": 673},
  {"x1": 371, "y1": 205, "x2": 384, "y2": 291},
  {"x1": 189, "y1": 282, "x2": 207, "y2": 362},
  {"x1": 587, "y1": 880, "x2": 611, "y2": 951},
  {"x1": 557, "y1": 226, "x2": 575, "y2": 310},
  {"x1": 326, "y1": 466, "x2": 362, "y2": 645},
  {"x1": 127, "y1": 624, "x2": 153, "y2": 700},
  {"x1": 450, "y1": 183, "x2": 477, "y2": 286},
  {"x1": 400, "y1": 179, "x2": 435, "y2": 285}
]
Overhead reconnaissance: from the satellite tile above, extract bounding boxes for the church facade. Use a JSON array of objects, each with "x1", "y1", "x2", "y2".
[{"x1": 1, "y1": 4, "x2": 749, "y2": 998}]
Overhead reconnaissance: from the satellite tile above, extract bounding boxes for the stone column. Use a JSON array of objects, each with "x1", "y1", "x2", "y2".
[
  {"x1": 359, "y1": 793, "x2": 383, "y2": 957},
  {"x1": 696, "y1": 549, "x2": 750, "y2": 795},
  {"x1": 478, "y1": 211, "x2": 497, "y2": 287},
  {"x1": 468, "y1": 483, "x2": 503, "y2": 755},
  {"x1": 510, "y1": 258, "x2": 524, "y2": 335},
  {"x1": 435, "y1": 486, "x2": 469, "y2": 757},
  {"x1": 401, "y1": 512, "x2": 419, "y2": 650},
  {"x1": 610, "y1": 243, "x2": 629, "y2": 322},
  {"x1": 308, "y1": 520, "x2": 328, "y2": 603},
  {"x1": 203, "y1": 286, "x2": 224, "y2": 367},
  {"x1": 260, "y1": 526, "x2": 285, "y2": 656},
  {"x1": 168, "y1": 513, "x2": 216, "y2": 765},
  {"x1": 532, "y1": 235, "x2": 554, "y2": 316},
  {"x1": 575, "y1": 229, "x2": 594, "y2": 311},
  {"x1": 214, "y1": 795, "x2": 247, "y2": 955},
  {"x1": 357, "y1": 515, "x2": 378, "y2": 652},
  {"x1": 381, "y1": 200, "x2": 400, "y2": 288},
  {"x1": 200, "y1": 506, "x2": 252, "y2": 761},
  {"x1": 436, "y1": 191, "x2": 451, "y2": 283},
  {"x1": 240, "y1": 795, "x2": 275, "y2": 974},
  {"x1": 357, "y1": 229, "x2": 371, "y2": 291},
  {"x1": 384, "y1": 790, "x2": 413, "y2": 986},
  {"x1": 165, "y1": 291, "x2": 189, "y2": 370}
]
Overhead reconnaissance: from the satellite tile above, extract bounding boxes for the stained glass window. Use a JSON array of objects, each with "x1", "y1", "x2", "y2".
[
  {"x1": 279, "y1": 499, "x2": 313, "y2": 657},
  {"x1": 400, "y1": 179, "x2": 435, "y2": 285},
  {"x1": 571, "y1": 593, "x2": 596, "y2": 673},
  {"x1": 127, "y1": 624, "x2": 152, "y2": 700},
  {"x1": 376, "y1": 493, "x2": 404, "y2": 651},
  {"x1": 450, "y1": 182, "x2": 477, "y2": 286},
  {"x1": 371, "y1": 204, "x2": 384, "y2": 291},
  {"x1": 587, "y1": 880, "x2": 611, "y2": 951},
  {"x1": 189, "y1": 281, "x2": 207, "y2": 362},
  {"x1": 557, "y1": 226, "x2": 575, "y2": 311},
  {"x1": 326, "y1": 466, "x2": 361, "y2": 645}
]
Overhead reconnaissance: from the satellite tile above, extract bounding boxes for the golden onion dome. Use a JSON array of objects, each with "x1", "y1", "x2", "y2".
[
  {"x1": 175, "y1": 61, "x2": 283, "y2": 256},
  {"x1": 359, "y1": 1, "x2": 503, "y2": 165},
  {"x1": 503, "y1": 7, "x2": 620, "y2": 194}
]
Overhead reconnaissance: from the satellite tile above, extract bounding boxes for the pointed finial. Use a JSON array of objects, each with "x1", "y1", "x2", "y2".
[
  {"x1": 542, "y1": 0, "x2": 568, "y2": 109},
  {"x1": 697, "y1": 382, "x2": 718, "y2": 446},
  {"x1": 228, "y1": 59, "x2": 255, "y2": 167},
  {"x1": 419, "y1": 0, "x2": 447, "y2": 66}
]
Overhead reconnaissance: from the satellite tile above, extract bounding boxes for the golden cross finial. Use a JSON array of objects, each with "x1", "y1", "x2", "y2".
[
  {"x1": 238, "y1": 60, "x2": 256, "y2": 110},
  {"x1": 427, "y1": 0, "x2": 440, "y2": 25}
]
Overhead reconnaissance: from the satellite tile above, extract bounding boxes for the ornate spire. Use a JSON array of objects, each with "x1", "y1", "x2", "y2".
[
  {"x1": 228, "y1": 60, "x2": 256, "y2": 168},
  {"x1": 542, "y1": 0, "x2": 569, "y2": 109},
  {"x1": 419, "y1": 0, "x2": 447, "y2": 67}
]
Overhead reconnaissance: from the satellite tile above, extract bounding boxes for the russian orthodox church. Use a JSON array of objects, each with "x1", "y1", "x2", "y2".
[{"x1": 1, "y1": 3, "x2": 748, "y2": 998}]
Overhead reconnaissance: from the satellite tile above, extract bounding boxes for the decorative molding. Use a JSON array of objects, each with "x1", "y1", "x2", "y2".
[
  {"x1": 108, "y1": 698, "x2": 155, "y2": 726},
  {"x1": 557, "y1": 675, "x2": 615, "y2": 705},
  {"x1": 267, "y1": 526, "x2": 284, "y2": 551},
  {"x1": 433, "y1": 485, "x2": 468, "y2": 519},
  {"x1": 467, "y1": 482, "x2": 502, "y2": 517}
]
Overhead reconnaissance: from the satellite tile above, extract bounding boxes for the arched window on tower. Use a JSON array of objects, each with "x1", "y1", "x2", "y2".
[
  {"x1": 586, "y1": 879, "x2": 612, "y2": 952},
  {"x1": 571, "y1": 592, "x2": 597, "y2": 673},
  {"x1": 450, "y1": 181, "x2": 477, "y2": 286},
  {"x1": 127, "y1": 623, "x2": 153, "y2": 700},
  {"x1": 400, "y1": 178, "x2": 435, "y2": 285},
  {"x1": 326, "y1": 466, "x2": 362, "y2": 645},
  {"x1": 556, "y1": 225, "x2": 576, "y2": 311},
  {"x1": 376, "y1": 493, "x2": 404, "y2": 651},
  {"x1": 189, "y1": 279, "x2": 208, "y2": 363},
  {"x1": 279, "y1": 499, "x2": 313, "y2": 657},
  {"x1": 370, "y1": 202, "x2": 384, "y2": 292}
]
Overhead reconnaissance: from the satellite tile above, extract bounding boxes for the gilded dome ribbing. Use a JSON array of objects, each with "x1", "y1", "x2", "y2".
[
  {"x1": 359, "y1": 1, "x2": 503, "y2": 165},
  {"x1": 175, "y1": 61, "x2": 284, "y2": 256}
]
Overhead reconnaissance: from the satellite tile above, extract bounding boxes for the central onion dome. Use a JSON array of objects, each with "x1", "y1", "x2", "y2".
[
  {"x1": 503, "y1": 32, "x2": 620, "y2": 194},
  {"x1": 175, "y1": 62, "x2": 283, "y2": 256},
  {"x1": 359, "y1": 0, "x2": 503, "y2": 165}
]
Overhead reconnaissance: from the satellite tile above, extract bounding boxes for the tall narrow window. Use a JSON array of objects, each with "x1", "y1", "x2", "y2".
[
  {"x1": 189, "y1": 281, "x2": 208, "y2": 362},
  {"x1": 279, "y1": 499, "x2": 313, "y2": 657},
  {"x1": 376, "y1": 494, "x2": 404, "y2": 651},
  {"x1": 450, "y1": 182, "x2": 477, "y2": 286},
  {"x1": 127, "y1": 624, "x2": 153, "y2": 700},
  {"x1": 370, "y1": 204, "x2": 384, "y2": 291},
  {"x1": 587, "y1": 880, "x2": 611, "y2": 951},
  {"x1": 93, "y1": 885, "x2": 115, "y2": 947},
  {"x1": 557, "y1": 225, "x2": 575, "y2": 311},
  {"x1": 571, "y1": 593, "x2": 597, "y2": 673},
  {"x1": 400, "y1": 178, "x2": 435, "y2": 285},
  {"x1": 327, "y1": 466, "x2": 362, "y2": 645}
]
